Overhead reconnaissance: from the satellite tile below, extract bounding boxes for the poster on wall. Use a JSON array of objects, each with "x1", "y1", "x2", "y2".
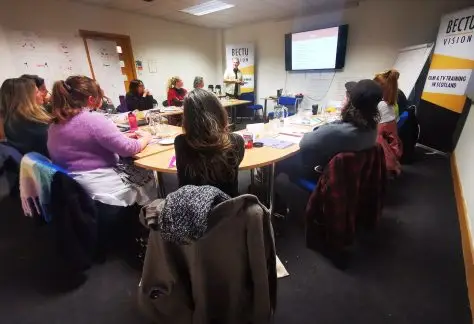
[
  {"x1": 417, "y1": 6, "x2": 474, "y2": 152},
  {"x1": 225, "y1": 43, "x2": 255, "y2": 94}
]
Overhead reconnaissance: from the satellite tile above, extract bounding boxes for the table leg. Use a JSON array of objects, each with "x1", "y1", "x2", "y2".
[
  {"x1": 264, "y1": 99, "x2": 268, "y2": 122},
  {"x1": 232, "y1": 105, "x2": 237, "y2": 125},
  {"x1": 250, "y1": 169, "x2": 255, "y2": 188},
  {"x1": 153, "y1": 171, "x2": 166, "y2": 198},
  {"x1": 267, "y1": 163, "x2": 275, "y2": 215}
]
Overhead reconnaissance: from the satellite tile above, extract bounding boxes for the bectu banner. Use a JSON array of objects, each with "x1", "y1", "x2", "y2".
[
  {"x1": 418, "y1": 7, "x2": 474, "y2": 152},
  {"x1": 225, "y1": 43, "x2": 255, "y2": 94}
]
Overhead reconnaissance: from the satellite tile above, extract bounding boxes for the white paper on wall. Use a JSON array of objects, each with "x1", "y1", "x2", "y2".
[
  {"x1": 86, "y1": 39, "x2": 125, "y2": 107},
  {"x1": 6, "y1": 29, "x2": 90, "y2": 89}
]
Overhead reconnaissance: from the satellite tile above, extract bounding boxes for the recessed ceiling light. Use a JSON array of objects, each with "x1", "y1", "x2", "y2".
[{"x1": 180, "y1": 0, "x2": 235, "y2": 16}]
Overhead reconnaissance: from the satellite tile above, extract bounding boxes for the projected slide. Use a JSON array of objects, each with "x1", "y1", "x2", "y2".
[{"x1": 291, "y1": 27, "x2": 339, "y2": 70}]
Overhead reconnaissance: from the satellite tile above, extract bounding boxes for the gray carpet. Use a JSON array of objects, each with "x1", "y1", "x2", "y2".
[{"x1": 0, "y1": 148, "x2": 471, "y2": 323}]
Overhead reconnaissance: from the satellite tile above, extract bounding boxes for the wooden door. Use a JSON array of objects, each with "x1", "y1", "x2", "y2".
[{"x1": 80, "y1": 30, "x2": 137, "y2": 93}]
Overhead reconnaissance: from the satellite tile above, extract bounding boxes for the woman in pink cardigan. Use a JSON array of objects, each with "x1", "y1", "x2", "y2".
[{"x1": 47, "y1": 75, "x2": 155, "y2": 206}]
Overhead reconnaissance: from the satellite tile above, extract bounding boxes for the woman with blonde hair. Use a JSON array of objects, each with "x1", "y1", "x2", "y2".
[
  {"x1": 167, "y1": 76, "x2": 187, "y2": 107},
  {"x1": 374, "y1": 69, "x2": 403, "y2": 176},
  {"x1": 166, "y1": 76, "x2": 187, "y2": 125},
  {"x1": 47, "y1": 75, "x2": 154, "y2": 206},
  {"x1": 0, "y1": 78, "x2": 51, "y2": 156},
  {"x1": 174, "y1": 88, "x2": 245, "y2": 197}
]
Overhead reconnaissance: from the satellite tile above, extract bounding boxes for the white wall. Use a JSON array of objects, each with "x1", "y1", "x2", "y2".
[
  {"x1": 0, "y1": 0, "x2": 219, "y2": 102},
  {"x1": 222, "y1": 0, "x2": 473, "y2": 110},
  {"x1": 456, "y1": 103, "x2": 474, "y2": 250}
]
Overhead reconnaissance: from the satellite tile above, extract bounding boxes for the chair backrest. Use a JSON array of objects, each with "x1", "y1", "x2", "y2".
[
  {"x1": 397, "y1": 111, "x2": 409, "y2": 129},
  {"x1": 208, "y1": 85, "x2": 214, "y2": 92},
  {"x1": 0, "y1": 142, "x2": 23, "y2": 198},
  {"x1": 239, "y1": 92, "x2": 255, "y2": 104},
  {"x1": 0, "y1": 142, "x2": 23, "y2": 166},
  {"x1": 278, "y1": 96, "x2": 297, "y2": 106},
  {"x1": 117, "y1": 95, "x2": 128, "y2": 113},
  {"x1": 215, "y1": 85, "x2": 222, "y2": 90}
]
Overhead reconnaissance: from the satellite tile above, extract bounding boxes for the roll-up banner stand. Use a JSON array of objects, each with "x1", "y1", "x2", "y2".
[{"x1": 418, "y1": 7, "x2": 474, "y2": 153}]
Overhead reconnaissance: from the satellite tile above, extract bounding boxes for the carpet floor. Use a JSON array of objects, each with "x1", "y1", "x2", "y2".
[{"x1": 0, "y1": 148, "x2": 471, "y2": 323}]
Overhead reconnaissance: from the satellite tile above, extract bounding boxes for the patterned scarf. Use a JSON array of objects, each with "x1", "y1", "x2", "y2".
[
  {"x1": 19, "y1": 152, "x2": 67, "y2": 222},
  {"x1": 142, "y1": 185, "x2": 230, "y2": 244}
]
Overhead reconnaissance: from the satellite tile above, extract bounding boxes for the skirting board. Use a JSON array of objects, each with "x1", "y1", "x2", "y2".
[{"x1": 451, "y1": 153, "x2": 474, "y2": 321}]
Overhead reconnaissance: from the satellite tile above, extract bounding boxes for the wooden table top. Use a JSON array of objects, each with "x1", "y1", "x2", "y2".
[
  {"x1": 133, "y1": 125, "x2": 183, "y2": 159},
  {"x1": 134, "y1": 115, "x2": 326, "y2": 172},
  {"x1": 134, "y1": 142, "x2": 300, "y2": 173},
  {"x1": 221, "y1": 99, "x2": 252, "y2": 107}
]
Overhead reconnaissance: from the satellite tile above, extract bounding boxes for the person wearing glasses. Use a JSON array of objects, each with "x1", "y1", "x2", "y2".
[{"x1": 126, "y1": 79, "x2": 156, "y2": 111}]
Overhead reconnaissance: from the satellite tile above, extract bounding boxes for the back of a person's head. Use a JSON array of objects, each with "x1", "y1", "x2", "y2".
[
  {"x1": 182, "y1": 89, "x2": 236, "y2": 182},
  {"x1": 51, "y1": 75, "x2": 103, "y2": 123},
  {"x1": 20, "y1": 74, "x2": 45, "y2": 89},
  {"x1": 193, "y1": 76, "x2": 204, "y2": 89},
  {"x1": 374, "y1": 69, "x2": 399, "y2": 105},
  {"x1": 129, "y1": 79, "x2": 143, "y2": 94},
  {"x1": 342, "y1": 79, "x2": 382, "y2": 130},
  {"x1": 0, "y1": 78, "x2": 50, "y2": 124}
]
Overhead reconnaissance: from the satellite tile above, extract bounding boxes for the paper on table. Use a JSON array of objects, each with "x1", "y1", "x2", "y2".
[
  {"x1": 276, "y1": 255, "x2": 290, "y2": 278},
  {"x1": 288, "y1": 116, "x2": 324, "y2": 127},
  {"x1": 276, "y1": 134, "x2": 302, "y2": 144},
  {"x1": 259, "y1": 138, "x2": 294, "y2": 149},
  {"x1": 246, "y1": 123, "x2": 265, "y2": 133}
]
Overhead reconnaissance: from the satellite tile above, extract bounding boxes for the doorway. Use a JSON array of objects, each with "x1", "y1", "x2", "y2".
[{"x1": 80, "y1": 30, "x2": 137, "y2": 105}]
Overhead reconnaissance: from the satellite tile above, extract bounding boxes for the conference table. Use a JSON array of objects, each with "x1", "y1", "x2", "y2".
[
  {"x1": 134, "y1": 115, "x2": 325, "y2": 214},
  {"x1": 220, "y1": 99, "x2": 252, "y2": 125},
  {"x1": 132, "y1": 125, "x2": 183, "y2": 159}
]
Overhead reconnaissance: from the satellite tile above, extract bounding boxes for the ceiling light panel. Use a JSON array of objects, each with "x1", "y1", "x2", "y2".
[{"x1": 180, "y1": 0, "x2": 235, "y2": 16}]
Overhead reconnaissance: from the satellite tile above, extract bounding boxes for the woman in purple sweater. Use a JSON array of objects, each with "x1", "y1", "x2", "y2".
[{"x1": 48, "y1": 76, "x2": 155, "y2": 206}]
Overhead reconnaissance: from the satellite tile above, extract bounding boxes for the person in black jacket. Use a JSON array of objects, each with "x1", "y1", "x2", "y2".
[
  {"x1": 125, "y1": 79, "x2": 156, "y2": 111},
  {"x1": 0, "y1": 78, "x2": 51, "y2": 157}
]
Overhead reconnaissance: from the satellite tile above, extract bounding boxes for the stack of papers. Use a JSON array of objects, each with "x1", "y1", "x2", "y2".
[
  {"x1": 259, "y1": 138, "x2": 294, "y2": 149},
  {"x1": 288, "y1": 116, "x2": 324, "y2": 127}
]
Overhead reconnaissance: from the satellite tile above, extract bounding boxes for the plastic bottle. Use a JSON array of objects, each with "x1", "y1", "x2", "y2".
[{"x1": 128, "y1": 112, "x2": 138, "y2": 131}]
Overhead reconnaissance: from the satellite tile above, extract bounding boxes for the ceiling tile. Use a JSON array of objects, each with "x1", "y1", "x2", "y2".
[{"x1": 71, "y1": 0, "x2": 358, "y2": 29}]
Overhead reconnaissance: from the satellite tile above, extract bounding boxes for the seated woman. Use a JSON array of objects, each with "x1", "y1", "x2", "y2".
[
  {"x1": 0, "y1": 78, "x2": 51, "y2": 156},
  {"x1": 166, "y1": 76, "x2": 187, "y2": 125},
  {"x1": 374, "y1": 69, "x2": 403, "y2": 176},
  {"x1": 47, "y1": 75, "x2": 155, "y2": 206},
  {"x1": 167, "y1": 76, "x2": 187, "y2": 107},
  {"x1": 20, "y1": 74, "x2": 52, "y2": 111},
  {"x1": 174, "y1": 88, "x2": 245, "y2": 197},
  {"x1": 278, "y1": 79, "x2": 382, "y2": 182},
  {"x1": 125, "y1": 79, "x2": 156, "y2": 111}
]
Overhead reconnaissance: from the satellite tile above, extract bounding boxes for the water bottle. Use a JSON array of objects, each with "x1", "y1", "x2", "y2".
[{"x1": 128, "y1": 112, "x2": 138, "y2": 131}]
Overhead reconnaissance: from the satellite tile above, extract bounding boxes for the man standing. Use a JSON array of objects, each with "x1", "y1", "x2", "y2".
[{"x1": 223, "y1": 58, "x2": 245, "y2": 99}]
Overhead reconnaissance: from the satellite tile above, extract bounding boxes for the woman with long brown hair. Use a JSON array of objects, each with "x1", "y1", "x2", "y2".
[
  {"x1": 47, "y1": 75, "x2": 154, "y2": 206},
  {"x1": 174, "y1": 88, "x2": 245, "y2": 197},
  {"x1": 374, "y1": 69, "x2": 403, "y2": 176},
  {"x1": 0, "y1": 78, "x2": 51, "y2": 156}
]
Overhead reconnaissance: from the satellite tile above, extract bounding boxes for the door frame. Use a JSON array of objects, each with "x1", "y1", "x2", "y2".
[{"x1": 79, "y1": 30, "x2": 137, "y2": 87}]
